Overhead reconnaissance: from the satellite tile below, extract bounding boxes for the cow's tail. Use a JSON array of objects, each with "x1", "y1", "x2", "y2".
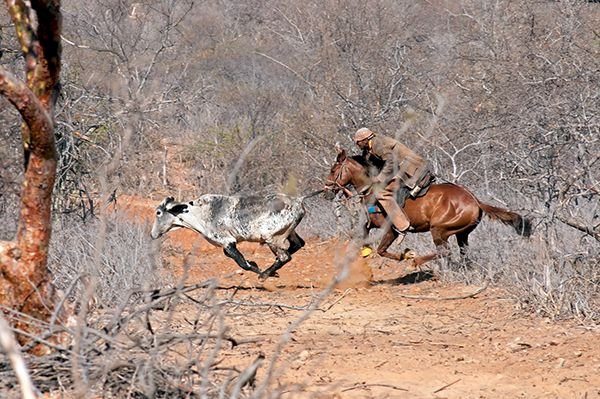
[{"x1": 479, "y1": 202, "x2": 533, "y2": 237}]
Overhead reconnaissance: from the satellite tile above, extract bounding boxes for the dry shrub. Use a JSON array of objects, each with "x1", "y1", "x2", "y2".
[
  {"x1": 0, "y1": 281, "x2": 281, "y2": 398},
  {"x1": 1, "y1": 240, "x2": 351, "y2": 398},
  {"x1": 295, "y1": 196, "x2": 341, "y2": 240},
  {"x1": 407, "y1": 215, "x2": 600, "y2": 322},
  {"x1": 48, "y1": 211, "x2": 165, "y2": 307}
]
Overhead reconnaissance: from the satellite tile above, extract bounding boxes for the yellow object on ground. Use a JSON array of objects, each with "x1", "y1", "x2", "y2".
[{"x1": 360, "y1": 246, "x2": 373, "y2": 257}]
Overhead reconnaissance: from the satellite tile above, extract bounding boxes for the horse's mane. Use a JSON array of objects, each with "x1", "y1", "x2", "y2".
[
  {"x1": 349, "y1": 154, "x2": 370, "y2": 168},
  {"x1": 349, "y1": 154, "x2": 385, "y2": 176}
]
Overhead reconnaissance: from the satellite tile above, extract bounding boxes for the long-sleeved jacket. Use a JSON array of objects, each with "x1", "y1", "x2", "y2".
[{"x1": 363, "y1": 134, "x2": 431, "y2": 188}]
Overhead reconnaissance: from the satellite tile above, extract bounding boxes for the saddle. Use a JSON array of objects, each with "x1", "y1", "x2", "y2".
[
  {"x1": 396, "y1": 172, "x2": 436, "y2": 207},
  {"x1": 366, "y1": 172, "x2": 436, "y2": 215}
]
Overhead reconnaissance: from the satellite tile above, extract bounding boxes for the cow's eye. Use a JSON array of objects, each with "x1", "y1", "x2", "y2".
[{"x1": 156, "y1": 210, "x2": 162, "y2": 216}]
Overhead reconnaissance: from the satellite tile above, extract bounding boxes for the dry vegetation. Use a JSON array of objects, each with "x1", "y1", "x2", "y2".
[{"x1": 0, "y1": 0, "x2": 599, "y2": 397}]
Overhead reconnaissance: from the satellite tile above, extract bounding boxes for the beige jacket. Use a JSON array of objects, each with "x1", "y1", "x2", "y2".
[{"x1": 363, "y1": 134, "x2": 431, "y2": 188}]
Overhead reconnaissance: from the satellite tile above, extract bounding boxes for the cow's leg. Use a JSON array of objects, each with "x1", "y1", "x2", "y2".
[
  {"x1": 259, "y1": 244, "x2": 291, "y2": 280},
  {"x1": 288, "y1": 231, "x2": 305, "y2": 255},
  {"x1": 260, "y1": 232, "x2": 305, "y2": 280},
  {"x1": 223, "y1": 243, "x2": 261, "y2": 274}
]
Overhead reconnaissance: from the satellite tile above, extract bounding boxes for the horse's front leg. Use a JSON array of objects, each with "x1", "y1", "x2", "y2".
[{"x1": 375, "y1": 228, "x2": 414, "y2": 261}]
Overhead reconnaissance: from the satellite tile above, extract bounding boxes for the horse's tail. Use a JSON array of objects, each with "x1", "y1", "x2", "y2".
[{"x1": 479, "y1": 202, "x2": 532, "y2": 237}]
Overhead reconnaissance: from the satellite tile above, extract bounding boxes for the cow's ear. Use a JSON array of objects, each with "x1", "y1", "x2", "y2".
[{"x1": 167, "y1": 203, "x2": 188, "y2": 215}]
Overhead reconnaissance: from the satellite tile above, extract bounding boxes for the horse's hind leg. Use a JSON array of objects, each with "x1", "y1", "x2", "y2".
[
  {"x1": 456, "y1": 231, "x2": 473, "y2": 267},
  {"x1": 412, "y1": 227, "x2": 451, "y2": 269},
  {"x1": 376, "y1": 228, "x2": 413, "y2": 261}
]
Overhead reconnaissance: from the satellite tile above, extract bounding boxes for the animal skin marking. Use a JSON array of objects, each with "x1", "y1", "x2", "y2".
[{"x1": 151, "y1": 190, "x2": 322, "y2": 279}]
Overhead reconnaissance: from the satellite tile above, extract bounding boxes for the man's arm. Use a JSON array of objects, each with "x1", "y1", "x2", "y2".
[{"x1": 375, "y1": 145, "x2": 397, "y2": 184}]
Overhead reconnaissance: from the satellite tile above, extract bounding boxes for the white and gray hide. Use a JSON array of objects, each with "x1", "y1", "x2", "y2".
[{"x1": 151, "y1": 191, "x2": 322, "y2": 279}]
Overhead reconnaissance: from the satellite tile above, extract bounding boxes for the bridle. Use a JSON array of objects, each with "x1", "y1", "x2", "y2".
[{"x1": 325, "y1": 160, "x2": 355, "y2": 198}]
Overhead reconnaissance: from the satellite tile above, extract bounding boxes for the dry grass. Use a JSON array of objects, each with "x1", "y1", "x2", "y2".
[
  {"x1": 48, "y1": 212, "x2": 164, "y2": 307},
  {"x1": 1, "y1": 212, "x2": 350, "y2": 398},
  {"x1": 399, "y1": 214, "x2": 600, "y2": 322}
]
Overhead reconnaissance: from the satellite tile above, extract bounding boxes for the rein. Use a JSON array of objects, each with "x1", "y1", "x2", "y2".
[{"x1": 326, "y1": 161, "x2": 355, "y2": 198}]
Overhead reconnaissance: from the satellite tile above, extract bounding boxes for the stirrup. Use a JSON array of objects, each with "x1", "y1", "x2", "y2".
[{"x1": 409, "y1": 185, "x2": 422, "y2": 197}]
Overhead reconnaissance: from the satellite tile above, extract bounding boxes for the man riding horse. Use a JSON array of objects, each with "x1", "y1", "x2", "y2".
[{"x1": 353, "y1": 127, "x2": 435, "y2": 235}]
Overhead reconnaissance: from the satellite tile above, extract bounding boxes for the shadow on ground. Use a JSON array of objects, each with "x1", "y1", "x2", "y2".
[{"x1": 371, "y1": 270, "x2": 435, "y2": 286}]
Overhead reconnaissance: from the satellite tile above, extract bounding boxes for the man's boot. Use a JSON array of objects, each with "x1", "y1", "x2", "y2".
[{"x1": 390, "y1": 209, "x2": 410, "y2": 232}]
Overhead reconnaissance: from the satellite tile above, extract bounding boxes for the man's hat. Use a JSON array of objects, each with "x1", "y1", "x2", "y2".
[{"x1": 354, "y1": 128, "x2": 374, "y2": 142}]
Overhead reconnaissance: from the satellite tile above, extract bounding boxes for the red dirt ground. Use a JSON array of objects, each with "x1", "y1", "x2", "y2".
[{"x1": 126, "y1": 195, "x2": 600, "y2": 398}]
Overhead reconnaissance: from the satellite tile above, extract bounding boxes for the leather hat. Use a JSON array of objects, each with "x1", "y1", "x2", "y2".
[{"x1": 354, "y1": 128, "x2": 374, "y2": 142}]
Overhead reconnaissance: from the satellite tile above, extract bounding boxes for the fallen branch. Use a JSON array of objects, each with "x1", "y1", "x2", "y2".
[
  {"x1": 556, "y1": 215, "x2": 600, "y2": 242},
  {"x1": 393, "y1": 340, "x2": 465, "y2": 348},
  {"x1": 319, "y1": 288, "x2": 352, "y2": 312},
  {"x1": 342, "y1": 382, "x2": 408, "y2": 392},
  {"x1": 433, "y1": 378, "x2": 461, "y2": 394}
]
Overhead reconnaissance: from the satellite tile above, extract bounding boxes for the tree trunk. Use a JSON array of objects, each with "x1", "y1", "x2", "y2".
[{"x1": 0, "y1": 0, "x2": 67, "y2": 355}]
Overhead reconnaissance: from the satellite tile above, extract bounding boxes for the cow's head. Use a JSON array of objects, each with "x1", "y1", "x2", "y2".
[{"x1": 150, "y1": 197, "x2": 190, "y2": 239}]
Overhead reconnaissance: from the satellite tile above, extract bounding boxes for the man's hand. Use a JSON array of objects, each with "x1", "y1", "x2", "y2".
[{"x1": 370, "y1": 175, "x2": 385, "y2": 193}]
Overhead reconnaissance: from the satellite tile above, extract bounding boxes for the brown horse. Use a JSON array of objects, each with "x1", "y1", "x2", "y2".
[{"x1": 325, "y1": 148, "x2": 532, "y2": 267}]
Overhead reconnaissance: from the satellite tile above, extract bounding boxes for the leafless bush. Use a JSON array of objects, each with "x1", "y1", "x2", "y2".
[
  {"x1": 414, "y1": 206, "x2": 600, "y2": 322},
  {"x1": 48, "y1": 212, "x2": 164, "y2": 307},
  {"x1": 295, "y1": 196, "x2": 340, "y2": 240},
  {"x1": 0, "y1": 118, "x2": 22, "y2": 241},
  {"x1": 0, "y1": 282, "x2": 276, "y2": 398},
  {"x1": 1, "y1": 251, "x2": 352, "y2": 398}
]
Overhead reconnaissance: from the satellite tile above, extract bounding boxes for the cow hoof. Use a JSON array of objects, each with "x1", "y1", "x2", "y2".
[
  {"x1": 259, "y1": 271, "x2": 280, "y2": 280},
  {"x1": 258, "y1": 273, "x2": 269, "y2": 281},
  {"x1": 247, "y1": 261, "x2": 261, "y2": 274}
]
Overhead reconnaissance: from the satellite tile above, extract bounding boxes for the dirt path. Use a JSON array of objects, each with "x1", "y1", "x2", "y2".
[{"x1": 153, "y1": 227, "x2": 600, "y2": 399}]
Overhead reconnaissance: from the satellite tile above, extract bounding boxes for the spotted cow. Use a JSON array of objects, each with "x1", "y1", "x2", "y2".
[{"x1": 151, "y1": 191, "x2": 322, "y2": 279}]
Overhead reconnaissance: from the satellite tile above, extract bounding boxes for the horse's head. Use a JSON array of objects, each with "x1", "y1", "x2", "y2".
[{"x1": 324, "y1": 147, "x2": 363, "y2": 200}]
